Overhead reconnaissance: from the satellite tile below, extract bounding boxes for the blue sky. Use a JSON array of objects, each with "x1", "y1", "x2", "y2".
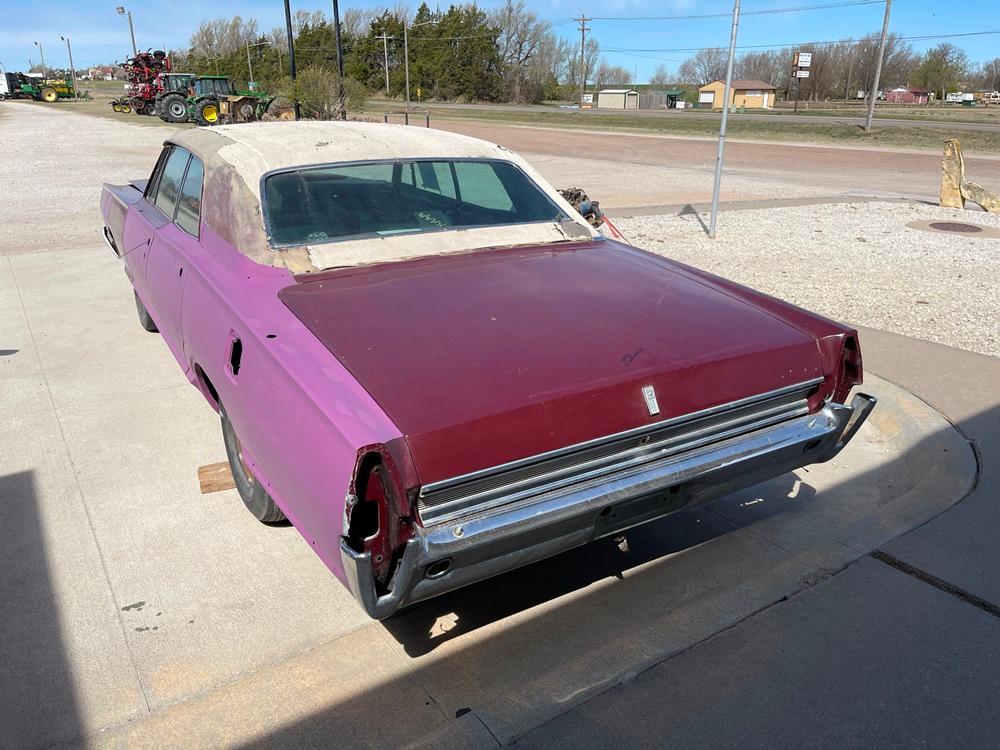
[{"x1": 1, "y1": 1, "x2": 997, "y2": 79}]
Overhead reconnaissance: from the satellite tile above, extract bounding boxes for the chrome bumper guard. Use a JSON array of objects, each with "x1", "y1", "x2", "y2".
[{"x1": 341, "y1": 392, "x2": 877, "y2": 619}]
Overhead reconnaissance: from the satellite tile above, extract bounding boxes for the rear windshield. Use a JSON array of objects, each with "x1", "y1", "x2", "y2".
[{"x1": 262, "y1": 159, "x2": 569, "y2": 247}]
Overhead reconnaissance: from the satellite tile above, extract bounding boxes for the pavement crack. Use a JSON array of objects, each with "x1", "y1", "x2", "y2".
[{"x1": 871, "y1": 550, "x2": 1000, "y2": 619}]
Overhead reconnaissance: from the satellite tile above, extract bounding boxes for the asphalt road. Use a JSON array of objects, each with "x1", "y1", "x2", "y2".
[
  {"x1": 431, "y1": 119, "x2": 999, "y2": 209},
  {"x1": 421, "y1": 100, "x2": 1000, "y2": 132}
]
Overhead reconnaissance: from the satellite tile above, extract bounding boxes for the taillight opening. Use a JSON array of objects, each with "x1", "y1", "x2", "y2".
[{"x1": 834, "y1": 336, "x2": 863, "y2": 403}]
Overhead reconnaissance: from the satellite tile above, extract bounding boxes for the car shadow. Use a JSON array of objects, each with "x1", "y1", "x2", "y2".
[
  {"x1": 382, "y1": 473, "x2": 811, "y2": 657},
  {"x1": 0, "y1": 471, "x2": 82, "y2": 748}
]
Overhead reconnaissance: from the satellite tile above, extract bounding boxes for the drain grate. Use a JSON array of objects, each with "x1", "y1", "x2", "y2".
[{"x1": 928, "y1": 221, "x2": 984, "y2": 234}]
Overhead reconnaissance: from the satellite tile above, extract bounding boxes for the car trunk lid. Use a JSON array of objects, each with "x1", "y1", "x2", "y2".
[{"x1": 279, "y1": 241, "x2": 824, "y2": 486}]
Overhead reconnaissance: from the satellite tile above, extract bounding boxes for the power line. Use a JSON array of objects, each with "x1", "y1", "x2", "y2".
[
  {"x1": 603, "y1": 29, "x2": 1000, "y2": 54},
  {"x1": 589, "y1": 0, "x2": 883, "y2": 22}
]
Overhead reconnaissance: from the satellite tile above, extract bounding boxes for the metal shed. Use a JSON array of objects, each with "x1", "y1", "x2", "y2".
[{"x1": 597, "y1": 89, "x2": 639, "y2": 110}]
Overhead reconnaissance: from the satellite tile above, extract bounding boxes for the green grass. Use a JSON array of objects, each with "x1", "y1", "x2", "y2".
[{"x1": 420, "y1": 106, "x2": 1000, "y2": 155}]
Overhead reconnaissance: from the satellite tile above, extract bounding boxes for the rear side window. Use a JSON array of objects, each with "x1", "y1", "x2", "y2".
[
  {"x1": 145, "y1": 146, "x2": 170, "y2": 200},
  {"x1": 153, "y1": 148, "x2": 190, "y2": 218},
  {"x1": 175, "y1": 156, "x2": 204, "y2": 236}
]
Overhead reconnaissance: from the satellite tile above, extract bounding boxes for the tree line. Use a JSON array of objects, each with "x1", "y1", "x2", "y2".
[
  {"x1": 670, "y1": 37, "x2": 997, "y2": 103},
  {"x1": 156, "y1": 4, "x2": 998, "y2": 108}
]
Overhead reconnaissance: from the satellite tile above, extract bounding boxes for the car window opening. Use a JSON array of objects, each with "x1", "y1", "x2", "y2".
[{"x1": 262, "y1": 159, "x2": 569, "y2": 248}]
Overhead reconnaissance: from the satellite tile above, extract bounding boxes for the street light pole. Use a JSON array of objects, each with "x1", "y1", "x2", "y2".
[
  {"x1": 33, "y1": 41, "x2": 47, "y2": 76},
  {"x1": 60, "y1": 36, "x2": 78, "y2": 99},
  {"x1": 245, "y1": 41, "x2": 254, "y2": 90},
  {"x1": 116, "y1": 7, "x2": 138, "y2": 57},
  {"x1": 282, "y1": 0, "x2": 300, "y2": 120},
  {"x1": 864, "y1": 0, "x2": 891, "y2": 132},
  {"x1": 708, "y1": 0, "x2": 741, "y2": 239}
]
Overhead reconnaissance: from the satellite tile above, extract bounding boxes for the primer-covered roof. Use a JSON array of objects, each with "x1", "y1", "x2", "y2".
[
  {"x1": 166, "y1": 121, "x2": 597, "y2": 272},
  {"x1": 170, "y1": 121, "x2": 522, "y2": 202}
]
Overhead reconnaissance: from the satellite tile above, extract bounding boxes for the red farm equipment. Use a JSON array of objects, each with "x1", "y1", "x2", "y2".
[{"x1": 109, "y1": 49, "x2": 187, "y2": 117}]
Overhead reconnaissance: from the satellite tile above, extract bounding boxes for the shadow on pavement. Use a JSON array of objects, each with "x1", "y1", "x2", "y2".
[
  {"x1": 383, "y1": 475, "x2": 805, "y2": 658},
  {"x1": 0, "y1": 471, "x2": 82, "y2": 749},
  {"x1": 228, "y1": 399, "x2": 981, "y2": 749}
]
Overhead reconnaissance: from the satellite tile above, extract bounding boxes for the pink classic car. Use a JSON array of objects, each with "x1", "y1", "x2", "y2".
[{"x1": 100, "y1": 122, "x2": 875, "y2": 618}]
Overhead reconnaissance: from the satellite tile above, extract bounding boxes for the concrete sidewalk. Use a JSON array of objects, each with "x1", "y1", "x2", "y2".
[{"x1": 518, "y1": 327, "x2": 1000, "y2": 748}]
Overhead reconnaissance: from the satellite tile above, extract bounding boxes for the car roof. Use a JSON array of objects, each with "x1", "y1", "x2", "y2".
[
  {"x1": 170, "y1": 121, "x2": 519, "y2": 194},
  {"x1": 164, "y1": 121, "x2": 596, "y2": 273}
]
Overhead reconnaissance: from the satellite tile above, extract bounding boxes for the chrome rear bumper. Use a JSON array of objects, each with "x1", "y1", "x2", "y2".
[{"x1": 341, "y1": 392, "x2": 877, "y2": 619}]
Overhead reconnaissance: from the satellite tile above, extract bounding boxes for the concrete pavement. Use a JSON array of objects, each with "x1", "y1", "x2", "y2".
[
  {"x1": 518, "y1": 327, "x2": 1000, "y2": 748},
  {"x1": 1, "y1": 102, "x2": 995, "y2": 748}
]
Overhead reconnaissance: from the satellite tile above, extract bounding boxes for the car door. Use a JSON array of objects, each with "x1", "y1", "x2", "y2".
[
  {"x1": 145, "y1": 150, "x2": 203, "y2": 369},
  {"x1": 122, "y1": 146, "x2": 173, "y2": 298}
]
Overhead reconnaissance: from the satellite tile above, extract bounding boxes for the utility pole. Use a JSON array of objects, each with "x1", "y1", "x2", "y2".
[
  {"x1": 864, "y1": 0, "x2": 892, "y2": 132},
  {"x1": 404, "y1": 21, "x2": 411, "y2": 111},
  {"x1": 575, "y1": 15, "x2": 591, "y2": 107},
  {"x1": 60, "y1": 36, "x2": 77, "y2": 98},
  {"x1": 331, "y1": 0, "x2": 346, "y2": 119},
  {"x1": 376, "y1": 33, "x2": 392, "y2": 94},
  {"x1": 708, "y1": 0, "x2": 741, "y2": 239},
  {"x1": 283, "y1": 0, "x2": 300, "y2": 120},
  {"x1": 246, "y1": 41, "x2": 255, "y2": 90},
  {"x1": 33, "y1": 41, "x2": 47, "y2": 76}
]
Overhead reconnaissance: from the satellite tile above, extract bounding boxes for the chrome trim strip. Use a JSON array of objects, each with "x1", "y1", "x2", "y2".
[
  {"x1": 420, "y1": 377, "x2": 824, "y2": 496},
  {"x1": 419, "y1": 398, "x2": 811, "y2": 526},
  {"x1": 342, "y1": 392, "x2": 877, "y2": 619}
]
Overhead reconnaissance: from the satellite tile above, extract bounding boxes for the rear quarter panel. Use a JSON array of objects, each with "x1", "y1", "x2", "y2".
[
  {"x1": 179, "y1": 224, "x2": 404, "y2": 584},
  {"x1": 100, "y1": 182, "x2": 143, "y2": 254}
]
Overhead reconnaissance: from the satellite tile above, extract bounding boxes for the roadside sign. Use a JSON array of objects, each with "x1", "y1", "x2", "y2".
[
  {"x1": 795, "y1": 52, "x2": 812, "y2": 67},
  {"x1": 795, "y1": 70, "x2": 811, "y2": 78},
  {"x1": 582, "y1": 93, "x2": 593, "y2": 104}
]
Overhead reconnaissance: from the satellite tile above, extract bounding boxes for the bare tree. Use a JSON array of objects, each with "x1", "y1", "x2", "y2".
[
  {"x1": 490, "y1": 0, "x2": 551, "y2": 102},
  {"x1": 677, "y1": 47, "x2": 727, "y2": 85},
  {"x1": 190, "y1": 17, "x2": 260, "y2": 57},
  {"x1": 914, "y1": 43, "x2": 971, "y2": 100},
  {"x1": 594, "y1": 61, "x2": 631, "y2": 88},
  {"x1": 649, "y1": 63, "x2": 671, "y2": 85}
]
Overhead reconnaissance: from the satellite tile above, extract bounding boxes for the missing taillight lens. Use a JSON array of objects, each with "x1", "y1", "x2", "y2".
[{"x1": 834, "y1": 336, "x2": 863, "y2": 403}]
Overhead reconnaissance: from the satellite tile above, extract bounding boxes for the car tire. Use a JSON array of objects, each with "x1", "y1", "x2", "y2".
[
  {"x1": 161, "y1": 94, "x2": 188, "y2": 123},
  {"x1": 220, "y1": 405, "x2": 287, "y2": 524},
  {"x1": 195, "y1": 98, "x2": 221, "y2": 126},
  {"x1": 134, "y1": 291, "x2": 158, "y2": 332}
]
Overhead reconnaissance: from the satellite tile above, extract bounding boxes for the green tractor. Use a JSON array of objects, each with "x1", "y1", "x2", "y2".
[
  {"x1": 17, "y1": 75, "x2": 75, "y2": 102},
  {"x1": 157, "y1": 75, "x2": 284, "y2": 126}
]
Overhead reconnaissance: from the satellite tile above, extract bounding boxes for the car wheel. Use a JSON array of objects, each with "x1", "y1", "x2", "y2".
[
  {"x1": 195, "y1": 98, "x2": 220, "y2": 126},
  {"x1": 161, "y1": 94, "x2": 187, "y2": 123},
  {"x1": 220, "y1": 405, "x2": 287, "y2": 524},
  {"x1": 134, "y1": 291, "x2": 158, "y2": 332}
]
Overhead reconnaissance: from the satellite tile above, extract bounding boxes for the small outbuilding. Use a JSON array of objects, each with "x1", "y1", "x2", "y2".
[
  {"x1": 698, "y1": 80, "x2": 777, "y2": 109},
  {"x1": 885, "y1": 86, "x2": 930, "y2": 104},
  {"x1": 597, "y1": 89, "x2": 639, "y2": 110}
]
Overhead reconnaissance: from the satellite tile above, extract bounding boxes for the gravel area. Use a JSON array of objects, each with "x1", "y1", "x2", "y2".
[{"x1": 614, "y1": 201, "x2": 1000, "y2": 357}]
